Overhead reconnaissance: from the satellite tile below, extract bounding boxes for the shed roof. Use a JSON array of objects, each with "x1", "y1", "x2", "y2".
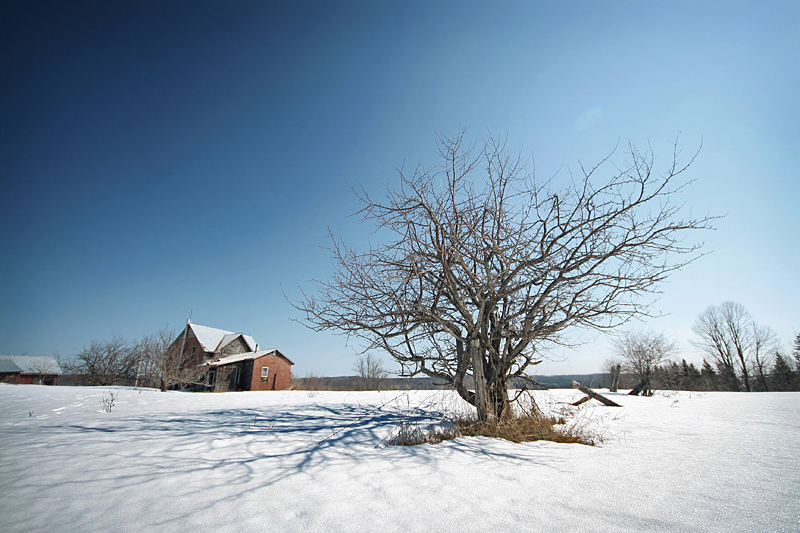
[
  {"x1": 0, "y1": 355, "x2": 62, "y2": 374},
  {"x1": 0, "y1": 358, "x2": 23, "y2": 373},
  {"x1": 206, "y1": 349, "x2": 294, "y2": 367}
]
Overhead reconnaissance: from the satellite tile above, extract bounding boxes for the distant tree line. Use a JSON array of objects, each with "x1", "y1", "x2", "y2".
[
  {"x1": 604, "y1": 302, "x2": 800, "y2": 394},
  {"x1": 605, "y1": 355, "x2": 799, "y2": 393}
]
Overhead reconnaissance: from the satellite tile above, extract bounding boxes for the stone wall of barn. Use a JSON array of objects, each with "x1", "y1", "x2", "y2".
[{"x1": 219, "y1": 337, "x2": 249, "y2": 356}]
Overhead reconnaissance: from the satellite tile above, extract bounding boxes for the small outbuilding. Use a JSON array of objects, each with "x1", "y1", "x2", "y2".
[{"x1": 0, "y1": 355, "x2": 62, "y2": 385}]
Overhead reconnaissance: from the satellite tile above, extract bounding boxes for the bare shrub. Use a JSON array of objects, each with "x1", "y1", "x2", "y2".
[
  {"x1": 386, "y1": 420, "x2": 462, "y2": 446},
  {"x1": 101, "y1": 391, "x2": 119, "y2": 412}
]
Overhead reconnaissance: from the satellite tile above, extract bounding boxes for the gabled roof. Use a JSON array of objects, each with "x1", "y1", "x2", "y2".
[
  {"x1": 188, "y1": 323, "x2": 256, "y2": 353},
  {"x1": 218, "y1": 333, "x2": 256, "y2": 352},
  {"x1": 206, "y1": 349, "x2": 294, "y2": 367},
  {"x1": 0, "y1": 355, "x2": 62, "y2": 374}
]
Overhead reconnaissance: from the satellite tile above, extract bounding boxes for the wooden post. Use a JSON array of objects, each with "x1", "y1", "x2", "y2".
[
  {"x1": 470, "y1": 339, "x2": 488, "y2": 422},
  {"x1": 610, "y1": 364, "x2": 621, "y2": 392}
]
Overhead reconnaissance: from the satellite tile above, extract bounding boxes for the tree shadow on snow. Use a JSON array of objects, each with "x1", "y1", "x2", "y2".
[{"x1": 30, "y1": 398, "x2": 573, "y2": 529}]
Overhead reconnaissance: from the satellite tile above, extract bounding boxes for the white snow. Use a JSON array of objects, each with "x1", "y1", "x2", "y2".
[{"x1": 1, "y1": 385, "x2": 798, "y2": 532}]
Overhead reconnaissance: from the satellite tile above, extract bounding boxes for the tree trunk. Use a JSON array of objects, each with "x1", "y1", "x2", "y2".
[
  {"x1": 629, "y1": 379, "x2": 647, "y2": 396},
  {"x1": 470, "y1": 339, "x2": 488, "y2": 422},
  {"x1": 487, "y1": 377, "x2": 509, "y2": 419}
]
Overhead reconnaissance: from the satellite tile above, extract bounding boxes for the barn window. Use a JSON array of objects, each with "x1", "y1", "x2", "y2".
[{"x1": 261, "y1": 366, "x2": 269, "y2": 383}]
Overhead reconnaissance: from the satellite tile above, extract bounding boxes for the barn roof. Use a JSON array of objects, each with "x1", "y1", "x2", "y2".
[
  {"x1": 0, "y1": 355, "x2": 62, "y2": 374},
  {"x1": 206, "y1": 349, "x2": 294, "y2": 367},
  {"x1": 0, "y1": 358, "x2": 23, "y2": 373},
  {"x1": 188, "y1": 323, "x2": 257, "y2": 353}
]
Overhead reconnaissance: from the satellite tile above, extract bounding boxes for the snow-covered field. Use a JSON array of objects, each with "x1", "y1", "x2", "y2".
[{"x1": 1, "y1": 385, "x2": 798, "y2": 533}]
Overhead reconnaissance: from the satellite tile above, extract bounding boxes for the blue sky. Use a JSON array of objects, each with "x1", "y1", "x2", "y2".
[{"x1": 1, "y1": 0, "x2": 798, "y2": 376}]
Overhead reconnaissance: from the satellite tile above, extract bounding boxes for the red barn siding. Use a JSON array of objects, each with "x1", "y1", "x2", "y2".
[
  {"x1": 0, "y1": 373, "x2": 59, "y2": 385},
  {"x1": 248, "y1": 355, "x2": 292, "y2": 391},
  {"x1": 181, "y1": 334, "x2": 210, "y2": 366}
]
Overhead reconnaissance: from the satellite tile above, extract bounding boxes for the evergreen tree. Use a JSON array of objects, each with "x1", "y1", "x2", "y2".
[
  {"x1": 681, "y1": 359, "x2": 702, "y2": 390},
  {"x1": 771, "y1": 352, "x2": 793, "y2": 391},
  {"x1": 716, "y1": 360, "x2": 740, "y2": 391},
  {"x1": 700, "y1": 359, "x2": 718, "y2": 391}
]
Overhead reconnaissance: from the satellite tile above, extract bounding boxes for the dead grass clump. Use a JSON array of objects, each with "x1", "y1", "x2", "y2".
[
  {"x1": 450, "y1": 394, "x2": 603, "y2": 446},
  {"x1": 386, "y1": 420, "x2": 462, "y2": 446},
  {"x1": 387, "y1": 406, "x2": 599, "y2": 447},
  {"x1": 384, "y1": 391, "x2": 604, "y2": 447},
  {"x1": 452, "y1": 409, "x2": 597, "y2": 445}
]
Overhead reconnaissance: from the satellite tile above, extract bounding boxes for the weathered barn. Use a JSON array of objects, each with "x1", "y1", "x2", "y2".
[
  {"x1": 169, "y1": 321, "x2": 293, "y2": 391},
  {"x1": 0, "y1": 355, "x2": 62, "y2": 385}
]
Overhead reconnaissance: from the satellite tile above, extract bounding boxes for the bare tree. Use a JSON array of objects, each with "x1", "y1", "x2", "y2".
[
  {"x1": 751, "y1": 323, "x2": 778, "y2": 391},
  {"x1": 141, "y1": 327, "x2": 207, "y2": 391},
  {"x1": 66, "y1": 335, "x2": 138, "y2": 386},
  {"x1": 294, "y1": 129, "x2": 714, "y2": 421},
  {"x1": 692, "y1": 305, "x2": 740, "y2": 390},
  {"x1": 692, "y1": 302, "x2": 772, "y2": 392},
  {"x1": 353, "y1": 353, "x2": 390, "y2": 390},
  {"x1": 612, "y1": 330, "x2": 677, "y2": 395}
]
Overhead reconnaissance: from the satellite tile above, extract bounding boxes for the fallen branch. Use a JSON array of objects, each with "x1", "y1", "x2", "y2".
[{"x1": 571, "y1": 381, "x2": 622, "y2": 407}]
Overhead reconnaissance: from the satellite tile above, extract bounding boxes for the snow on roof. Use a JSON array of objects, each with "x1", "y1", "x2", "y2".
[
  {"x1": 242, "y1": 334, "x2": 256, "y2": 351},
  {"x1": 0, "y1": 358, "x2": 24, "y2": 373},
  {"x1": 0, "y1": 355, "x2": 62, "y2": 374},
  {"x1": 188, "y1": 323, "x2": 234, "y2": 352},
  {"x1": 206, "y1": 349, "x2": 294, "y2": 366},
  {"x1": 188, "y1": 323, "x2": 257, "y2": 352}
]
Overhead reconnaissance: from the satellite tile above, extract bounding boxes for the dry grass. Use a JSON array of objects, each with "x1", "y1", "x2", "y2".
[
  {"x1": 452, "y1": 410, "x2": 597, "y2": 445},
  {"x1": 387, "y1": 392, "x2": 603, "y2": 447},
  {"x1": 384, "y1": 420, "x2": 461, "y2": 446}
]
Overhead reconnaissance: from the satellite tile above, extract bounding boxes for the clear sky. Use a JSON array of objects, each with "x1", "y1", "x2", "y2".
[{"x1": 2, "y1": 0, "x2": 798, "y2": 377}]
